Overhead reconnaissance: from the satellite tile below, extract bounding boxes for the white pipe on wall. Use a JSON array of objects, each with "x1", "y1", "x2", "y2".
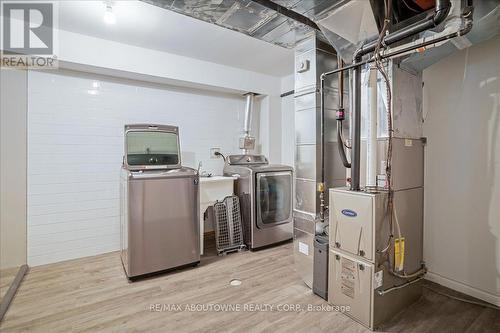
[{"x1": 366, "y1": 67, "x2": 378, "y2": 190}]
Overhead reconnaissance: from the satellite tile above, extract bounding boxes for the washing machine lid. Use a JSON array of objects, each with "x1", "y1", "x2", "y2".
[
  {"x1": 124, "y1": 124, "x2": 181, "y2": 171},
  {"x1": 227, "y1": 154, "x2": 268, "y2": 166}
]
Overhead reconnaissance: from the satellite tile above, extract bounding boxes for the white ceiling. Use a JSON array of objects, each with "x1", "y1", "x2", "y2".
[{"x1": 59, "y1": 1, "x2": 294, "y2": 77}]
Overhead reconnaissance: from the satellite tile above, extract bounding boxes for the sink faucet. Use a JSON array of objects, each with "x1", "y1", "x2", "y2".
[
  {"x1": 197, "y1": 161, "x2": 212, "y2": 177},
  {"x1": 197, "y1": 161, "x2": 202, "y2": 175}
]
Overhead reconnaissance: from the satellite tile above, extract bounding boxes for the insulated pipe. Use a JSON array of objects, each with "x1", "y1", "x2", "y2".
[
  {"x1": 318, "y1": 13, "x2": 473, "y2": 128},
  {"x1": 366, "y1": 67, "x2": 378, "y2": 191},
  {"x1": 349, "y1": 0, "x2": 452, "y2": 191},
  {"x1": 243, "y1": 93, "x2": 254, "y2": 136},
  {"x1": 242, "y1": 93, "x2": 257, "y2": 154},
  {"x1": 319, "y1": 19, "x2": 473, "y2": 91},
  {"x1": 319, "y1": 73, "x2": 326, "y2": 223},
  {"x1": 320, "y1": 19, "x2": 472, "y2": 176},
  {"x1": 350, "y1": 60, "x2": 362, "y2": 190},
  {"x1": 353, "y1": 0, "x2": 452, "y2": 59}
]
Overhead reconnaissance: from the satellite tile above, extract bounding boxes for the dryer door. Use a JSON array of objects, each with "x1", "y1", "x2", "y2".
[{"x1": 255, "y1": 171, "x2": 292, "y2": 229}]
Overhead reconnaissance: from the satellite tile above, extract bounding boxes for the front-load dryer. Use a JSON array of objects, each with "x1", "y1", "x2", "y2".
[{"x1": 224, "y1": 155, "x2": 293, "y2": 250}]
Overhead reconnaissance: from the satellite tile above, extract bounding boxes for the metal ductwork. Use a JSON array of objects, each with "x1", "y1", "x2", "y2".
[
  {"x1": 317, "y1": 0, "x2": 499, "y2": 67},
  {"x1": 243, "y1": 93, "x2": 254, "y2": 137},
  {"x1": 140, "y1": 1, "x2": 499, "y2": 70},
  {"x1": 240, "y1": 93, "x2": 256, "y2": 153},
  {"x1": 349, "y1": 0, "x2": 452, "y2": 191},
  {"x1": 140, "y1": 0, "x2": 335, "y2": 48},
  {"x1": 319, "y1": 0, "x2": 477, "y2": 192}
]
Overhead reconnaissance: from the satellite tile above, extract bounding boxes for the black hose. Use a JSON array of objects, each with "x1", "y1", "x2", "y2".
[
  {"x1": 336, "y1": 54, "x2": 350, "y2": 169},
  {"x1": 214, "y1": 151, "x2": 226, "y2": 162},
  {"x1": 337, "y1": 121, "x2": 351, "y2": 168}
]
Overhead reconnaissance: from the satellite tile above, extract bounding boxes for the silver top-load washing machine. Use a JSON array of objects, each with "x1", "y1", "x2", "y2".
[
  {"x1": 223, "y1": 155, "x2": 293, "y2": 250},
  {"x1": 120, "y1": 124, "x2": 199, "y2": 279}
]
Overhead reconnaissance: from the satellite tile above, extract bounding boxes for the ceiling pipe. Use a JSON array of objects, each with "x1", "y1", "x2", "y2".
[
  {"x1": 320, "y1": 12, "x2": 472, "y2": 80},
  {"x1": 349, "y1": 0, "x2": 452, "y2": 191},
  {"x1": 320, "y1": 0, "x2": 476, "y2": 191},
  {"x1": 354, "y1": 0, "x2": 452, "y2": 59}
]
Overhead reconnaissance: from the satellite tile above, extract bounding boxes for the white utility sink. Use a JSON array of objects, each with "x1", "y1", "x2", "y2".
[{"x1": 199, "y1": 176, "x2": 235, "y2": 255}]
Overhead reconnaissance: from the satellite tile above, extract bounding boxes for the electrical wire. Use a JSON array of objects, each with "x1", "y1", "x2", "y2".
[
  {"x1": 374, "y1": 0, "x2": 431, "y2": 284},
  {"x1": 339, "y1": 124, "x2": 351, "y2": 149},
  {"x1": 387, "y1": 199, "x2": 428, "y2": 279},
  {"x1": 336, "y1": 55, "x2": 351, "y2": 151},
  {"x1": 394, "y1": 199, "x2": 402, "y2": 242},
  {"x1": 373, "y1": 0, "x2": 395, "y2": 261},
  {"x1": 373, "y1": 0, "x2": 416, "y2": 280},
  {"x1": 377, "y1": 275, "x2": 425, "y2": 295},
  {"x1": 378, "y1": 235, "x2": 393, "y2": 253},
  {"x1": 215, "y1": 151, "x2": 226, "y2": 162},
  {"x1": 402, "y1": 0, "x2": 421, "y2": 13},
  {"x1": 390, "y1": 267, "x2": 427, "y2": 279},
  {"x1": 423, "y1": 285, "x2": 500, "y2": 311}
]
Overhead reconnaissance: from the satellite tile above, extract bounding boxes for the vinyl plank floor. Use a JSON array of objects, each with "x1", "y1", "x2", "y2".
[
  {"x1": 0, "y1": 267, "x2": 21, "y2": 301},
  {"x1": 0, "y1": 241, "x2": 498, "y2": 332}
]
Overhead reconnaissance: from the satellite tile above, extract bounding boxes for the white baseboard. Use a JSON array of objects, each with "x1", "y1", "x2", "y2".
[{"x1": 425, "y1": 271, "x2": 500, "y2": 307}]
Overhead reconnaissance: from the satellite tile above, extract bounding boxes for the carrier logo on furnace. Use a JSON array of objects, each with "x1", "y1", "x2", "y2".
[{"x1": 341, "y1": 209, "x2": 357, "y2": 217}]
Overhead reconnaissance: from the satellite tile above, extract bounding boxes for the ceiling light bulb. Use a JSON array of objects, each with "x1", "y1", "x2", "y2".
[{"x1": 104, "y1": 6, "x2": 116, "y2": 25}]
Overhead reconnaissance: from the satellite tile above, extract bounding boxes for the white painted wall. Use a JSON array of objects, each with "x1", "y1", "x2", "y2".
[
  {"x1": 19, "y1": 23, "x2": 289, "y2": 266},
  {"x1": 57, "y1": 30, "x2": 282, "y2": 96},
  {"x1": 0, "y1": 69, "x2": 27, "y2": 269},
  {"x1": 259, "y1": 95, "x2": 282, "y2": 164},
  {"x1": 423, "y1": 35, "x2": 500, "y2": 306},
  {"x1": 57, "y1": 0, "x2": 294, "y2": 77},
  {"x1": 27, "y1": 70, "x2": 261, "y2": 266}
]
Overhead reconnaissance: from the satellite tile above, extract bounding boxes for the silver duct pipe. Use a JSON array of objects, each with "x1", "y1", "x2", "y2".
[
  {"x1": 243, "y1": 93, "x2": 254, "y2": 137},
  {"x1": 241, "y1": 93, "x2": 256, "y2": 154},
  {"x1": 319, "y1": 0, "x2": 473, "y2": 190},
  {"x1": 350, "y1": 0, "x2": 453, "y2": 191}
]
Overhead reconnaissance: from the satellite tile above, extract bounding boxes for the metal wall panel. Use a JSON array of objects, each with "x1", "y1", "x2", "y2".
[
  {"x1": 360, "y1": 63, "x2": 423, "y2": 140},
  {"x1": 294, "y1": 34, "x2": 339, "y2": 216},
  {"x1": 295, "y1": 144, "x2": 317, "y2": 180},
  {"x1": 357, "y1": 138, "x2": 424, "y2": 191},
  {"x1": 295, "y1": 108, "x2": 317, "y2": 145},
  {"x1": 295, "y1": 178, "x2": 317, "y2": 213},
  {"x1": 294, "y1": 88, "x2": 340, "y2": 113},
  {"x1": 380, "y1": 138, "x2": 424, "y2": 191},
  {"x1": 295, "y1": 49, "x2": 318, "y2": 93},
  {"x1": 324, "y1": 107, "x2": 338, "y2": 142},
  {"x1": 293, "y1": 227, "x2": 315, "y2": 288},
  {"x1": 293, "y1": 210, "x2": 316, "y2": 234},
  {"x1": 325, "y1": 142, "x2": 348, "y2": 184},
  {"x1": 294, "y1": 92, "x2": 317, "y2": 112},
  {"x1": 294, "y1": 34, "x2": 343, "y2": 290},
  {"x1": 391, "y1": 66, "x2": 423, "y2": 139},
  {"x1": 390, "y1": 188, "x2": 424, "y2": 273}
]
